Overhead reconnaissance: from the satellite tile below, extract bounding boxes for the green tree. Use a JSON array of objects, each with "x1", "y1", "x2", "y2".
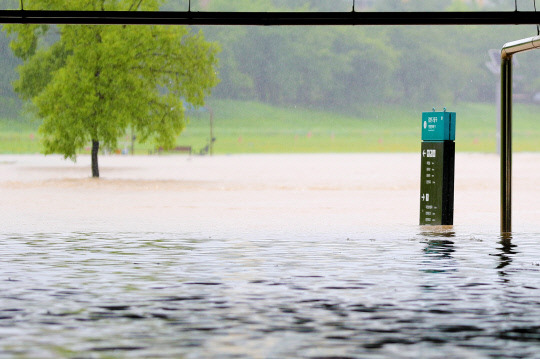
[{"x1": 4, "y1": 0, "x2": 219, "y2": 177}]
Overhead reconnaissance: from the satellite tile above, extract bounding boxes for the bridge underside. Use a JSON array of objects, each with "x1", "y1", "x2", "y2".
[{"x1": 0, "y1": 10, "x2": 538, "y2": 26}]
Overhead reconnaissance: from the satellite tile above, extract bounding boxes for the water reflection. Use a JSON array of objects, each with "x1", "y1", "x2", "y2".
[
  {"x1": 423, "y1": 239, "x2": 455, "y2": 258},
  {"x1": 494, "y1": 233, "x2": 517, "y2": 282},
  {"x1": 420, "y1": 228, "x2": 456, "y2": 274}
]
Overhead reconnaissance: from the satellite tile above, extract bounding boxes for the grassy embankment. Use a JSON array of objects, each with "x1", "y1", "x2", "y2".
[{"x1": 1, "y1": 99, "x2": 539, "y2": 154}]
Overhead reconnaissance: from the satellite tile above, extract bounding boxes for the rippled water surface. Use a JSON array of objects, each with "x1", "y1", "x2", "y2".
[{"x1": 2, "y1": 230, "x2": 540, "y2": 358}]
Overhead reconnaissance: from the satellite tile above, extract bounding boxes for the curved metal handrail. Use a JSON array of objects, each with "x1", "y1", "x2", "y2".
[{"x1": 500, "y1": 35, "x2": 540, "y2": 233}]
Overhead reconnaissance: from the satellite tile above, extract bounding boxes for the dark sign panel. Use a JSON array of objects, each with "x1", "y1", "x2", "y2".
[{"x1": 420, "y1": 141, "x2": 455, "y2": 225}]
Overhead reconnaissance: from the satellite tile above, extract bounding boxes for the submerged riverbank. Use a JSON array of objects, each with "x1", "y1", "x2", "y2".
[{"x1": 2, "y1": 153, "x2": 540, "y2": 235}]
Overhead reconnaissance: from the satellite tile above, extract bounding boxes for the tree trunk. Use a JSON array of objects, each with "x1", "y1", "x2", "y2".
[{"x1": 91, "y1": 140, "x2": 100, "y2": 178}]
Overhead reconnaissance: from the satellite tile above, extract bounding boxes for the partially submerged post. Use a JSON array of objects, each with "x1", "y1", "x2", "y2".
[
  {"x1": 500, "y1": 35, "x2": 540, "y2": 233},
  {"x1": 420, "y1": 109, "x2": 456, "y2": 225}
]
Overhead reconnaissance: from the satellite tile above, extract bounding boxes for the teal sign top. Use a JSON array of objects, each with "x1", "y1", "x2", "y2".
[{"x1": 421, "y1": 111, "x2": 456, "y2": 141}]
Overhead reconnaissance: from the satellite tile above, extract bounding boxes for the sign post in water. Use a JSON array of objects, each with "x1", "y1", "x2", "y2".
[{"x1": 420, "y1": 109, "x2": 456, "y2": 225}]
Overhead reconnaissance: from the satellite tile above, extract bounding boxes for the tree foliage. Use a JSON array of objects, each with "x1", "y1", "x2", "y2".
[{"x1": 4, "y1": 0, "x2": 219, "y2": 177}]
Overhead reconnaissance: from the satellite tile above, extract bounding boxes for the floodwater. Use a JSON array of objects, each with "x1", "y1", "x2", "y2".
[{"x1": 2, "y1": 154, "x2": 540, "y2": 358}]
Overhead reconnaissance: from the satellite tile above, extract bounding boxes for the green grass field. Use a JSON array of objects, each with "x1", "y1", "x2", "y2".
[{"x1": 1, "y1": 100, "x2": 539, "y2": 154}]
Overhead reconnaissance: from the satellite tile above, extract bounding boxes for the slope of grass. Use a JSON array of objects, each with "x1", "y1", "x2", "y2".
[
  {"x1": 177, "y1": 100, "x2": 540, "y2": 154},
  {"x1": 0, "y1": 118, "x2": 42, "y2": 153},
  {"x1": 1, "y1": 99, "x2": 539, "y2": 154}
]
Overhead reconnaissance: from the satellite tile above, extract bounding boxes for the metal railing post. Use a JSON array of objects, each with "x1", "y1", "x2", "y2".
[
  {"x1": 500, "y1": 56, "x2": 512, "y2": 233},
  {"x1": 499, "y1": 35, "x2": 540, "y2": 233}
]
